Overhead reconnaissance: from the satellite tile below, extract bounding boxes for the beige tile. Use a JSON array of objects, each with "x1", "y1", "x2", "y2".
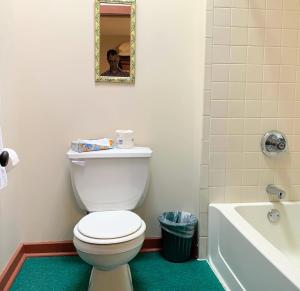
[
  {"x1": 245, "y1": 100, "x2": 262, "y2": 117},
  {"x1": 199, "y1": 189, "x2": 209, "y2": 213},
  {"x1": 225, "y1": 186, "x2": 242, "y2": 202},
  {"x1": 210, "y1": 153, "x2": 227, "y2": 169},
  {"x1": 211, "y1": 118, "x2": 227, "y2": 135},
  {"x1": 213, "y1": 27, "x2": 231, "y2": 45},
  {"x1": 278, "y1": 102, "x2": 295, "y2": 118},
  {"x1": 279, "y1": 66, "x2": 296, "y2": 83},
  {"x1": 264, "y1": 47, "x2": 281, "y2": 65},
  {"x1": 211, "y1": 100, "x2": 228, "y2": 117},
  {"x1": 247, "y1": 46, "x2": 264, "y2": 64},
  {"x1": 210, "y1": 135, "x2": 227, "y2": 152},
  {"x1": 266, "y1": 0, "x2": 282, "y2": 9},
  {"x1": 198, "y1": 237, "x2": 208, "y2": 259},
  {"x1": 265, "y1": 29, "x2": 282, "y2": 47},
  {"x1": 228, "y1": 82, "x2": 245, "y2": 100},
  {"x1": 263, "y1": 65, "x2": 280, "y2": 83},
  {"x1": 228, "y1": 100, "x2": 245, "y2": 117},
  {"x1": 229, "y1": 64, "x2": 246, "y2": 81},
  {"x1": 244, "y1": 118, "x2": 261, "y2": 134},
  {"x1": 212, "y1": 64, "x2": 229, "y2": 81},
  {"x1": 231, "y1": 8, "x2": 248, "y2": 27},
  {"x1": 265, "y1": 10, "x2": 282, "y2": 29},
  {"x1": 278, "y1": 83, "x2": 295, "y2": 101},
  {"x1": 261, "y1": 101, "x2": 278, "y2": 117},
  {"x1": 243, "y1": 152, "x2": 260, "y2": 168},
  {"x1": 248, "y1": 28, "x2": 265, "y2": 45},
  {"x1": 232, "y1": 0, "x2": 249, "y2": 8},
  {"x1": 214, "y1": 8, "x2": 231, "y2": 26},
  {"x1": 212, "y1": 82, "x2": 229, "y2": 100},
  {"x1": 209, "y1": 169, "x2": 226, "y2": 187},
  {"x1": 201, "y1": 141, "x2": 209, "y2": 164},
  {"x1": 243, "y1": 135, "x2": 261, "y2": 151},
  {"x1": 281, "y1": 29, "x2": 298, "y2": 47},
  {"x1": 246, "y1": 65, "x2": 263, "y2": 82},
  {"x1": 262, "y1": 83, "x2": 279, "y2": 100},
  {"x1": 283, "y1": 11, "x2": 299, "y2": 29},
  {"x1": 226, "y1": 169, "x2": 244, "y2": 186},
  {"x1": 231, "y1": 27, "x2": 248, "y2": 45},
  {"x1": 281, "y1": 47, "x2": 297, "y2": 65},
  {"x1": 283, "y1": 0, "x2": 300, "y2": 10},
  {"x1": 227, "y1": 118, "x2": 244, "y2": 134},
  {"x1": 230, "y1": 46, "x2": 247, "y2": 64},
  {"x1": 214, "y1": 0, "x2": 231, "y2": 7},
  {"x1": 261, "y1": 118, "x2": 278, "y2": 132},
  {"x1": 199, "y1": 213, "x2": 208, "y2": 236},
  {"x1": 245, "y1": 83, "x2": 262, "y2": 100},
  {"x1": 226, "y1": 152, "x2": 244, "y2": 168},
  {"x1": 227, "y1": 135, "x2": 244, "y2": 151},
  {"x1": 278, "y1": 118, "x2": 292, "y2": 134},
  {"x1": 212, "y1": 45, "x2": 231, "y2": 63},
  {"x1": 243, "y1": 169, "x2": 259, "y2": 186},
  {"x1": 209, "y1": 187, "x2": 225, "y2": 202},
  {"x1": 249, "y1": 0, "x2": 265, "y2": 8},
  {"x1": 248, "y1": 9, "x2": 266, "y2": 28}
]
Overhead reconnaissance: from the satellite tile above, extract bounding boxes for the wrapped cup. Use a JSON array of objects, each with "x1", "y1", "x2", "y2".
[{"x1": 115, "y1": 130, "x2": 134, "y2": 149}]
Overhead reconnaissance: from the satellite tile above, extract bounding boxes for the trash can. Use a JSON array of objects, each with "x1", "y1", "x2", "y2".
[{"x1": 158, "y1": 211, "x2": 198, "y2": 262}]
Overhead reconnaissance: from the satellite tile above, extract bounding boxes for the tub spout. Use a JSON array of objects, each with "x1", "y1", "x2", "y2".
[{"x1": 266, "y1": 184, "x2": 286, "y2": 200}]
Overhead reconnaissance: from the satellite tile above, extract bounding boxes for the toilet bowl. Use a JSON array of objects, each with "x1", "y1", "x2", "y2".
[{"x1": 73, "y1": 210, "x2": 146, "y2": 291}]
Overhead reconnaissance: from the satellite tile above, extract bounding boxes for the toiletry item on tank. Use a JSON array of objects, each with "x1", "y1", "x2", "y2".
[
  {"x1": 71, "y1": 138, "x2": 113, "y2": 153},
  {"x1": 115, "y1": 130, "x2": 134, "y2": 149}
]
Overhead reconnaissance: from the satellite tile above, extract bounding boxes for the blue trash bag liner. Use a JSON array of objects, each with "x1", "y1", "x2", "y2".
[{"x1": 158, "y1": 211, "x2": 198, "y2": 238}]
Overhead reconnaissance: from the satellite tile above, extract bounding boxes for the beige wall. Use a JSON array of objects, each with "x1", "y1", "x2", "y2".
[
  {"x1": 200, "y1": 0, "x2": 300, "y2": 258},
  {"x1": 0, "y1": 0, "x2": 206, "y2": 271},
  {"x1": 0, "y1": 0, "x2": 23, "y2": 271}
]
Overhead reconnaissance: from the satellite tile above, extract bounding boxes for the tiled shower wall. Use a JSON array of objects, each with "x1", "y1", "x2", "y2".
[{"x1": 199, "y1": 0, "x2": 300, "y2": 258}]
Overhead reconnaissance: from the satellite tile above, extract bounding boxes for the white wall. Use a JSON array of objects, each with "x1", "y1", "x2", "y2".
[
  {"x1": 0, "y1": 0, "x2": 206, "y2": 271},
  {"x1": 200, "y1": 0, "x2": 300, "y2": 258}
]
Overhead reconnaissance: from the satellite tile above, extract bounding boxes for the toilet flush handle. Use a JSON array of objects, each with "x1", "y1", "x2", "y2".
[{"x1": 71, "y1": 160, "x2": 86, "y2": 167}]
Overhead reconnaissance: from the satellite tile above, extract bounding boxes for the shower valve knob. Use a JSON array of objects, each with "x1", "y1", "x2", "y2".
[{"x1": 261, "y1": 131, "x2": 287, "y2": 157}]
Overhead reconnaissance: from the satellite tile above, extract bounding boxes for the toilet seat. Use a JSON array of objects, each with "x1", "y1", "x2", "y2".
[{"x1": 74, "y1": 211, "x2": 146, "y2": 245}]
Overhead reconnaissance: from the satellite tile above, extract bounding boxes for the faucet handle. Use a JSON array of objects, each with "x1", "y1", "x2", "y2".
[{"x1": 261, "y1": 131, "x2": 287, "y2": 157}]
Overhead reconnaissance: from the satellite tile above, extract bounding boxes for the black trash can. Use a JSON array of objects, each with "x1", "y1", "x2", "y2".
[{"x1": 158, "y1": 211, "x2": 198, "y2": 262}]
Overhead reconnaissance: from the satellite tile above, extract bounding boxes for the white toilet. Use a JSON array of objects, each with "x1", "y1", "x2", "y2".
[{"x1": 67, "y1": 147, "x2": 152, "y2": 291}]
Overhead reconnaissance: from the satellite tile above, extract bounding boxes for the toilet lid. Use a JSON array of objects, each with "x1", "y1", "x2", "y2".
[{"x1": 77, "y1": 211, "x2": 142, "y2": 239}]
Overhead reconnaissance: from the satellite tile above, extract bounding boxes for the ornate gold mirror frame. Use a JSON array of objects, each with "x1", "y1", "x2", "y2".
[{"x1": 95, "y1": 0, "x2": 136, "y2": 83}]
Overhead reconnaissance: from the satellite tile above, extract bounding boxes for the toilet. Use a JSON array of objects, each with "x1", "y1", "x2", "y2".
[{"x1": 67, "y1": 147, "x2": 152, "y2": 291}]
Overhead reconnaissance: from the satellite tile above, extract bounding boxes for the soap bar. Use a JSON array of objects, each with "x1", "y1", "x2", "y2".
[{"x1": 71, "y1": 138, "x2": 113, "y2": 153}]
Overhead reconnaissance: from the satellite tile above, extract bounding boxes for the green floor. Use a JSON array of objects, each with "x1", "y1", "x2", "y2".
[{"x1": 11, "y1": 253, "x2": 224, "y2": 291}]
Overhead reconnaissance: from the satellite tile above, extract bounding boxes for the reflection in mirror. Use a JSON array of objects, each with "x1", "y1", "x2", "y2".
[{"x1": 95, "y1": 0, "x2": 136, "y2": 83}]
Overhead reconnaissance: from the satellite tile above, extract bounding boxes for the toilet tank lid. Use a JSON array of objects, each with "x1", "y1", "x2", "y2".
[{"x1": 67, "y1": 147, "x2": 152, "y2": 159}]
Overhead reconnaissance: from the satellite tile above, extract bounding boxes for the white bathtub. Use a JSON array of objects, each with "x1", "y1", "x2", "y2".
[{"x1": 208, "y1": 202, "x2": 300, "y2": 291}]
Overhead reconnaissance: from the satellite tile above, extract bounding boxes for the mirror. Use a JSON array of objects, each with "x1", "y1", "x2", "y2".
[{"x1": 95, "y1": 0, "x2": 136, "y2": 83}]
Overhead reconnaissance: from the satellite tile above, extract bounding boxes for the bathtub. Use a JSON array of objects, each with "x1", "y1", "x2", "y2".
[{"x1": 208, "y1": 202, "x2": 300, "y2": 291}]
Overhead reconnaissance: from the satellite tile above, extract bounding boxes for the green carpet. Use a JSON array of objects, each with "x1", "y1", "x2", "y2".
[
  {"x1": 11, "y1": 253, "x2": 224, "y2": 291},
  {"x1": 130, "y1": 253, "x2": 224, "y2": 291}
]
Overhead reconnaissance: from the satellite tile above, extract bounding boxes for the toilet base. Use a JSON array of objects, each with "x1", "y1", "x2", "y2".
[{"x1": 88, "y1": 264, "x2": 133, "y2": 291}]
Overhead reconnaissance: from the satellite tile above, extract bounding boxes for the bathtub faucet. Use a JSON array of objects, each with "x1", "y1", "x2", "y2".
[{"x1": 266, "y1": 184, "x2": 286, "y2": 200}]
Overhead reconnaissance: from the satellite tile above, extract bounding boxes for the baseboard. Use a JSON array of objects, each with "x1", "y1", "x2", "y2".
[
  {"x1": 0, "y1": 237, "x2": 197, "y2": 290},
  {"x1": 0, "y1": 238, "x2": 161, "y2": 290}
]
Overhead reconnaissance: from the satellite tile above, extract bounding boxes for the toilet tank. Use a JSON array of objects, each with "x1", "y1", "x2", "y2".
[{"x1": 67, "y1": 147, "x2": 152, "y2": 212}]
